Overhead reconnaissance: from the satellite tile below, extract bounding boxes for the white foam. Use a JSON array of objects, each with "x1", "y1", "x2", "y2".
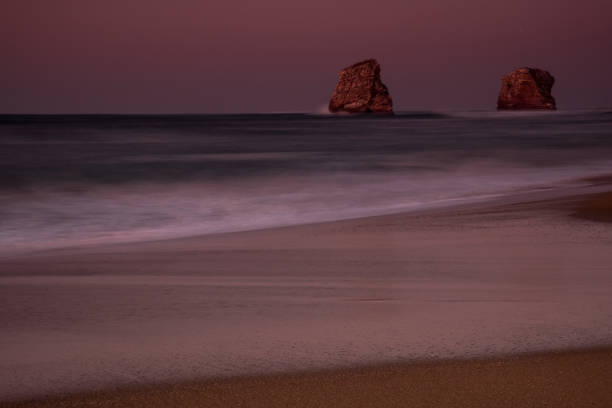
[{"x1": 2, "y1": 159, "x2": 612, "y2": 255}]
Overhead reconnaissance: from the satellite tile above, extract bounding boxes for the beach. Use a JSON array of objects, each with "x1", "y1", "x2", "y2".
[
  {"x1": 4, "y1": 0, "x2": 612, "y2": 404},
  {"x1": 2, "y1": 184, "x2": 612, "y2": 406},
  {"x1": 7, "y1": 348, "x2": 612, "y2": 408}
]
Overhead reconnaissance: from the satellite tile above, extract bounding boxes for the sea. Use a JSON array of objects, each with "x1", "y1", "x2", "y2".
[
  {"x1": 2, "y1": 110, "x2": 612, "y2": 254},
  {"x1": 2, "y1": 110, "x2": 612, "y2": 401}
]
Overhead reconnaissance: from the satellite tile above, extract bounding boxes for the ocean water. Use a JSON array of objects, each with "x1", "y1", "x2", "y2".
[
  {"x1": 2, "y1": 111, "x2": 612, "y2": 401},
  {"x1": 2, "y1": 110, "x2": 612, "y2": 253}
]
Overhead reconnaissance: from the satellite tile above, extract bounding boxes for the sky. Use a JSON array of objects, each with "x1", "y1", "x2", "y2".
[{"x1": 1, "y1": 0, "x2": 611, "y2": 113}]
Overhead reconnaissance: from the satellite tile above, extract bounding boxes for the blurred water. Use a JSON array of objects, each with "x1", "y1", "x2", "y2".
[
  {"x1": 1, "y1": 110, "x2": 612, "y2": 253},
  {"x1": 2, "y1": 111, "x2": 612, "y2": 401}
]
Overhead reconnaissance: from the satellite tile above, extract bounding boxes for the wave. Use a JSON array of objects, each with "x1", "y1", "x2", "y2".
[
  {"x1": 2, "y1": 112, "x2": 612, "y2": 254},
  {"x1": 2, "y1": 160, "x2": 612, "y2": 254}
]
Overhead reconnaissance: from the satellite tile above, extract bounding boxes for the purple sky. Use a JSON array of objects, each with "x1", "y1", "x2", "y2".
[{"x1": 2, "y1": 0, "x2": 611, "y2": 113}]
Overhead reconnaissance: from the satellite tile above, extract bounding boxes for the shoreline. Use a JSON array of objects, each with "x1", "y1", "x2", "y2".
[
  {"x1": 1, "y1": 184, "x2": 612, "y2": 404},
  {"x1": 3, "y1": 177, "x2": 612, "y2": 261},
  {"x1": 6, "y1": 346, "x2": 612, "y2": 407}
]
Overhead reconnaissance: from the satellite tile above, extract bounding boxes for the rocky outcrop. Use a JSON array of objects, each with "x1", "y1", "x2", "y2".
[
  {"x1": 329, "y1": 59, "x2": 393, "y2": 114},
  {"x1": 497, "y1": 67, "x2": 556, "y2": 110}
]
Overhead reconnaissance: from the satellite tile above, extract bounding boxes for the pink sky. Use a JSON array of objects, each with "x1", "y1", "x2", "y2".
[{"x1": 1, "y1": 0, "x2": 611, "y2": 113}]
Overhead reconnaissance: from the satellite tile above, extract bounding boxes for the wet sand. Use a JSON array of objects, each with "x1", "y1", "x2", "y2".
[
  {"x1": 2, "y1": 185, "x2": 612, "y2": 405},
  {"x1": 572, "y1": 191, "x2": 612, "y2": 222},
  {"x1": 6, "y1": 348, "x2": 612, "y2": 408}
]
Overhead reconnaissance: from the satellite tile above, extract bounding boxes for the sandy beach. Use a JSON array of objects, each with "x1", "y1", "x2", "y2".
[
  {"x1": 6, "y1": 348, "x2": 612, "y2": 408},
  {"x1": 2, "y1": 184, "x2": 612, "y2": 406}
]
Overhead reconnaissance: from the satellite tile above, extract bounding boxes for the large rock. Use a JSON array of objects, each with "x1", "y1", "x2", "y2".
[
  {"x1": 497, "y1": 67, "x2": 556, "y2": 110},
  {"x1": 329, "y1": 59, "x2": 393, "y2": 114}
]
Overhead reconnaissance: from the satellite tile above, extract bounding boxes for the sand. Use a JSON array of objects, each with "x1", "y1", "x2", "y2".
[
  {"x1": 1, "y1": 185, "x2": 612, "y2": 405},
  {"x1": 572, "y1": 191, "x2": 612, "y2": 222},
  {"x1": 5, "y1": 348, "x2": 612, "y2": 408}
]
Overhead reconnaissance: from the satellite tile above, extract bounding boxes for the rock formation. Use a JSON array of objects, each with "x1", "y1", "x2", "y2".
[
  {"x1": 497, "y1": 67, "x2": 556, "y2": 110},
  {"x1": 329, "y1": 59, "x2": 393, "y2": 114}
]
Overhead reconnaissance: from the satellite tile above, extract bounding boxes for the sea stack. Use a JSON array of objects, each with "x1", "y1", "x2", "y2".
[
  {"x1": 329, "y1": 59, "x2": 393, "y2": 114},
  {"x1": 497, "y1": 67, "x2": 556, "y2": 110}
]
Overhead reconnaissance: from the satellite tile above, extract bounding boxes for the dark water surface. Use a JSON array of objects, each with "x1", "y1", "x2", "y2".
[{"x1": 2, "y1": 111, "x2": 612, "y2": 252}]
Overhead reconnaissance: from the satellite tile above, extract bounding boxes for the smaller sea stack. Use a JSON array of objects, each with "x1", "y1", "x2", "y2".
[
  {"x1": 497, "y1": 67, "x2": 556, "y2": 110},
  {"x1": 329, "y1": 59, "x2": 393, "y2": 114}
]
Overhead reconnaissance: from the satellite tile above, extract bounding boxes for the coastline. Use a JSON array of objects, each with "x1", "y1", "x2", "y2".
[
  {"x1": 2, "y1": 183, "x2": 612, "y2": 405},
  {"x1": 4, "y1": 178, "x2": 612, "y2": 261}
]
